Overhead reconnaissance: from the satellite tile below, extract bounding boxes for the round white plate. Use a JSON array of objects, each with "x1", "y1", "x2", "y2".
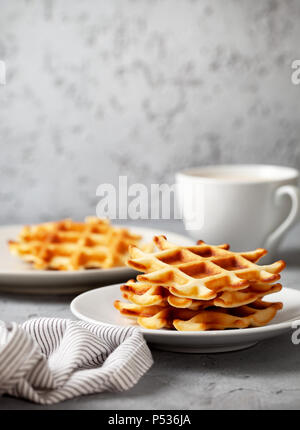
[
  {"x1": 0, "y1": 225, "x2": 194, "y2": 294},
  {"x1": 70, "y1": 284, "x2": 300, "y2": 353}
]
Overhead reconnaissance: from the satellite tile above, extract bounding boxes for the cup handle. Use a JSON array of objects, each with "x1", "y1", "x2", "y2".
[{"x1": 265, "y1": 185, "x2": 300, "y2": 251}]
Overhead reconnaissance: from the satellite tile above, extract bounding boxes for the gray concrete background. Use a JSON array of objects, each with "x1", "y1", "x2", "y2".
[{"x1": 0, "y1": 0, "x2": 299, "y2": 224}]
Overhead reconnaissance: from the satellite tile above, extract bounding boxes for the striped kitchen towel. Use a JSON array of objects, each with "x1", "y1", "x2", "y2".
[{"x1": 0, "y1": 318, "x2": 153, "y2": 405}]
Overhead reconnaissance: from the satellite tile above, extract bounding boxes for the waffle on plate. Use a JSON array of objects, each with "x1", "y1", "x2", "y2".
[
  {"x1": 8, "y1": 217, "x2": 143, "y2": 271},
  {"x1": 114, "y1": 235, "x2": 285, "y2": 331}
]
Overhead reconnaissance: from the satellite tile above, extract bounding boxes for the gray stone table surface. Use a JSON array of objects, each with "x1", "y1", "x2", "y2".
[{"x1": 0, "y1": 220, "x2": 300, "y2": 410}]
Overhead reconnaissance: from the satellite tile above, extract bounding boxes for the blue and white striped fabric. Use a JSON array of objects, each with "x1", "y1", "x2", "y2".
[{"x1": 0, "y1": 318, "x2": 153, "y2": 405}]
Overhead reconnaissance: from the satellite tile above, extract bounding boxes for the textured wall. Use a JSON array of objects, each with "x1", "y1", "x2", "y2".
[{"x1": 0, "y1": 0, "x2": 299, "y2": 223}]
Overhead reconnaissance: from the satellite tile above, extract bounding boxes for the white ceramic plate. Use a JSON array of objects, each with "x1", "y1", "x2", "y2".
[
  {"x1": 0, "y1": 225, "x2": 194, "y2": 294},
  {"x1": 70, "y1": 284, "x2": 300, "y2": 353}
]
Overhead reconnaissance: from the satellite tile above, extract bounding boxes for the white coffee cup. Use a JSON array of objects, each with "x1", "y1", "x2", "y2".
[{"x1": 176, "y1": 164, "x2": 299, "y2": 259}]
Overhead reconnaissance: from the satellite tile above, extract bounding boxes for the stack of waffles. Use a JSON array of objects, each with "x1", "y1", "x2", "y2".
[
  {"x1": 114, "y1": 236, "x2": 285, "y2": 331},
  {"x1": 8, "y1": 217, "x2": 143, "y2": 270}
]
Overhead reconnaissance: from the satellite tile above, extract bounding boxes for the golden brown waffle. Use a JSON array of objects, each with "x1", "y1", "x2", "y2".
[
  {"x1": 172, "y1": 300, "x2": 283, "y2": 331},
  {"x1": 114, "y1": 299, "x2": 283, "y2": 331},
  {"x1": 121, "y1": 279, "x2": 282, "y2": 309},
  {"x1": 8, "y1": 217, "x2": 142, "y2": 270},
  {"x1": 114, "y1": 235, "x2": 285, "y2": 331},
  {"x1": 126, "y1": 236, "x2": 285, "y2": 300}
]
